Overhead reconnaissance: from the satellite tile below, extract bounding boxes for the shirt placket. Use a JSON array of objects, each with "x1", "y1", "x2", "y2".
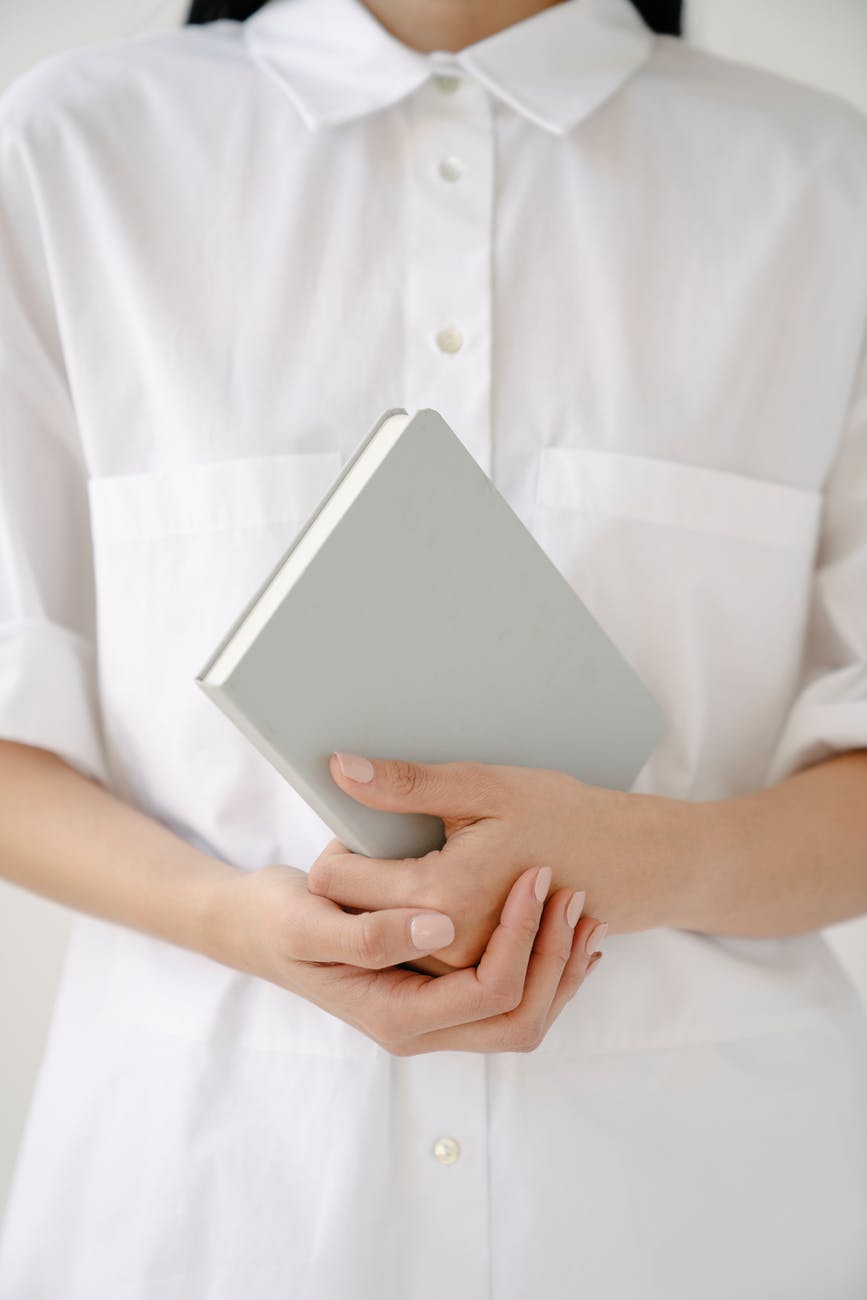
[
  {"x1": 396, "y1": 1050, "x2": 490, "y2": 1300},
  {"x1": 395, "y1": 59, "x2": 494, "y2": 1300},
  {"x1": 401, "y1": 60, "x2": 494, "y2": 477}
]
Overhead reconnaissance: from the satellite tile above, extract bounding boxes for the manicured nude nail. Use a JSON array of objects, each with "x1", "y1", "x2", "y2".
[
  {"x1": 410, "y1": 913, "x2": 455, "y2": 951},
  {"x1": 534, "y1": 866, "x2": 552, "y2": 902},
  {"x1": 333, "y1": 752, "x2": 375, "y2": 783},
  {"x1": 566, "y1": 890, "x2": 586, "y2": 928},
  {"x1": 585, "y1": 922, "x2": 608, "y2": 956}
]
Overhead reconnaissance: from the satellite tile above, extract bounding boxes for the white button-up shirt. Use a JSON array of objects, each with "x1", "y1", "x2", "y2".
[{"x1": 2, "y1": 0, "x2": 867, "y2": 1295}]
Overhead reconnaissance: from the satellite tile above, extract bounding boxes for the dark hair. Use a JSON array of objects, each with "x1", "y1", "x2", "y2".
[{"x1": 186, "y1": 0, "x2": 682, "y2": 38}]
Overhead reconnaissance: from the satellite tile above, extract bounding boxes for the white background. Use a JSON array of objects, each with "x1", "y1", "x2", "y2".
[{"x1": 1, "y1": 0, "x2": 867, "y2": 1224}]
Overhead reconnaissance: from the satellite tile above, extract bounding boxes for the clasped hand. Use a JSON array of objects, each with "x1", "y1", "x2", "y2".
[
  {"x1": 291, "y1": 749, "x2": 673, "y2": 1053},
  {"x1": 215, "y1": 753, "x2": 683, "y2": 1056},
  {"x1": 211, "y1": 753, "x2": 640, "y2": 1055},
  {"x1": 309, "y1": 750, "x2": 676, "y2": 972},
  {"x1": 213, "y1": 858, "x2": 601, "y2": 1056}
]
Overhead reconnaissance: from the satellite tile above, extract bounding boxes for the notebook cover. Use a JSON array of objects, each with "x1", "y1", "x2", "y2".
[{"x1": 196, "y1": 407, "x2": 665, "y2": 859}]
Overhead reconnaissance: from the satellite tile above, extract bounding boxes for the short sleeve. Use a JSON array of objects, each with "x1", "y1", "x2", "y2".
[
  {"x1": 766, "y1": 321, "x2": 867, "y2": 785},
  {"x1": 0, "y1": 115, "x2": 110, "y2": 786}
]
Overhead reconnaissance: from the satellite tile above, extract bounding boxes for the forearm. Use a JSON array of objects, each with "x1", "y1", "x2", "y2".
[
  {"x1": 668, "y1": 749, "x2": 867, "y2": 938},
  {"x1": 0, "y1": 740, "x2": 240, "y2": 954}
]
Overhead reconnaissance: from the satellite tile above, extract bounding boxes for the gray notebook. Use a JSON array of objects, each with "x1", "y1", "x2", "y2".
[{"x1": 195, "y1": 408, "x2": 665, "y2": 859}]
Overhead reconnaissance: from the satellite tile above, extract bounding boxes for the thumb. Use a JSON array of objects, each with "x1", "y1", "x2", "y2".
[
  {"x1": 296, "y1": 902, "x2": 457, "y2": 969},
  {"x1": 329, "y1": 751, "x2": 493, "y2": 819}
]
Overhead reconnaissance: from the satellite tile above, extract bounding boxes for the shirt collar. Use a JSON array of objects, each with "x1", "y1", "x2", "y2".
[{"x1": 243, "y1": 0, "x2": 655, "y2": 135}]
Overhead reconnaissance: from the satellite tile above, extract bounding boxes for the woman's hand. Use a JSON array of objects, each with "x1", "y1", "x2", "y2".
[
  {"x1": 307, "y1": 751, "x2": 694, "y2": 971},
  {"x1": 203, "y1": 861, "x2": 602, "y2": 1055}
]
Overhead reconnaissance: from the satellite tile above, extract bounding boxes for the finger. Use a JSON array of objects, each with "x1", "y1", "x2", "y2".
[
  {"x1": 486, "y1": 886, "x2": 582, "y2": 1037},
  {"x1": 307, "y1": 843, "x2": 432, "y2": 910},
  {"x1": 540, "y1": 916, "x2": 606, "y2": 1036},
  {"x1": 288, "y1": 892, "x2": 457, "y2": 969},
  {"x1": 374, "y1": 900, "x2": 608, "y2": 1056},
  {"x1": 398, "y1": 889, "x2": 589, "y2": 1054},
  {"x1": 328, "y1": 751, "x2": 506, "y2": 820},
  {"x1": 354, "y1": 865, "x2": 550, "y2": 1041}
]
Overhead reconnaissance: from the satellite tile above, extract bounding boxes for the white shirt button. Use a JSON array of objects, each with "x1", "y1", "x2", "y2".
[
  {"x1": 433, "y1": 1136, "x2": 461, "y2": 1165},
  {"x1": 438, "y1": 156, "x2": 464, "y2": 182},
  {"x1": 435, "y1": 326, "x2": 463, "y2": 354},
  {"x1": 432, "y1": 73, "x2": 461, "y2": 95}
]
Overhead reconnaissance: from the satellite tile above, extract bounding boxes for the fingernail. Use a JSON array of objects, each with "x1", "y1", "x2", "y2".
[
  {"x1": 333, "y1": 752, "x2": 375, "y2": 783},
  {"x1": 410, "y1": 913, "x2": 455, "y2": 951},
  {"x1": 585, "y1": 922, "x2": 608, "y2": 957},
  {"x1": 586, "y1": 952, "x2": 603, "y2": 975},
  {"x1": 534, "y1": 866, "x2": 552, "y2": 902},
  {"x1": 565, "y1": 890, "x2": 586, "y2": 928}
]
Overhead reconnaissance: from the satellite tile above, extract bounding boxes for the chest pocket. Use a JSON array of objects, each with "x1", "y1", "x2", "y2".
[{"x1": 533, "y1": 447, "x2": 822, "y2": 803}]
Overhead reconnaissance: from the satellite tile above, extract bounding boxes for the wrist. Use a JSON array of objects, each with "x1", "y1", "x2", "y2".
[
  {"x1": 554, "y1": 776, "x2": 701, "y2": 933},
  {"x1": 628, "y1": 790, "x2": 706, "y2": 933},
  {"x1": 182, "y1": 856, "x2": 246, "y2": 966},
  {"x1": 655, "y1": 794, "x2": 719, "y2": 932}
]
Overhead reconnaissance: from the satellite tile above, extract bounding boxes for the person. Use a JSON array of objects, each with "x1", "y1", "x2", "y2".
[{"x1": 1, "y1": 0, "x2": 866, "y2": 1294}]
